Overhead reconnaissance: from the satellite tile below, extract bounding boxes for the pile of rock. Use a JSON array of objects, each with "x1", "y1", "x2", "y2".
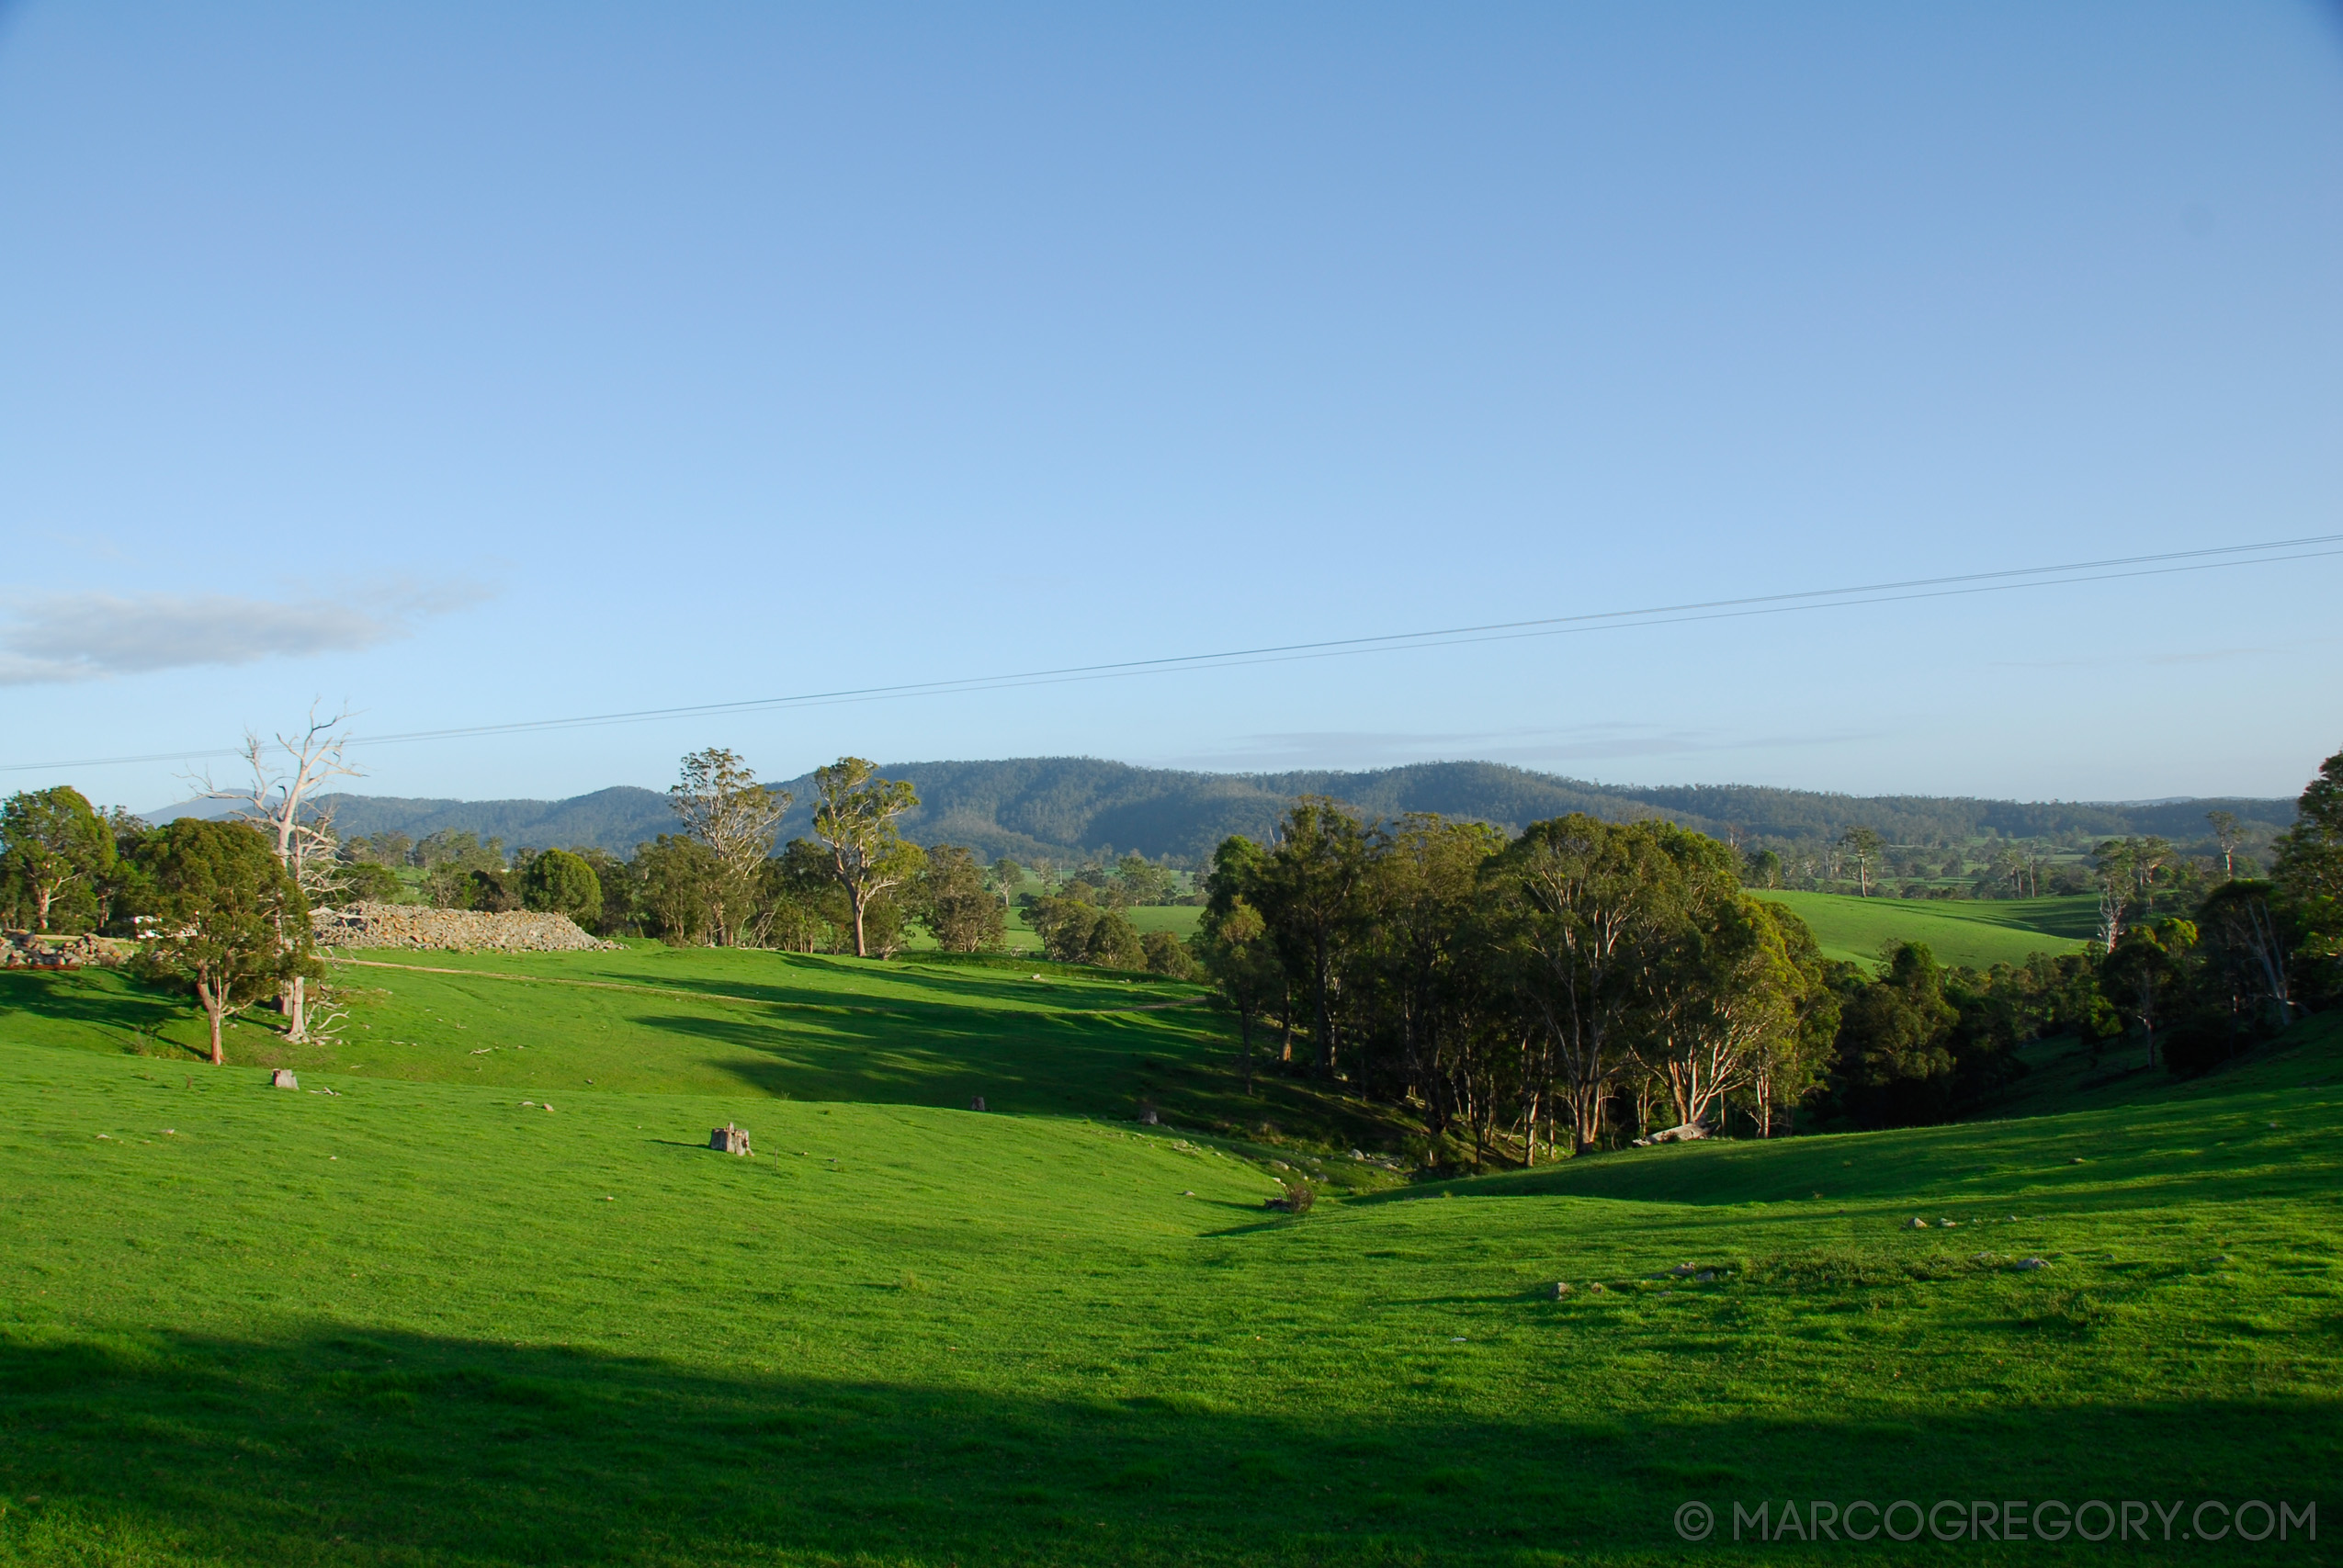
[
  {"x1": 1, "y1": 931, "x2": 127, "y2": 969},
  {"x1": 312, "y1": 902, "x2": 617, "y2": 953}
]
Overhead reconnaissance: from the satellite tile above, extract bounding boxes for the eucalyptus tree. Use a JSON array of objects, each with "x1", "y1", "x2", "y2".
[
  {"x1": 916, "y1": 844, "x2": 1004, "y2": 953},
  {"x1": 1248, "y1": 798, "x2": 1374, "y2": 1079},
  {"x1": 1743, "y1": 901, "x2": 1840, "y2": 1136},
  {"x1": 194, "y1": 705, "x2": 361, "y2": 1041},
  {"x1": 1485, "y1": 815, "x2": 1674, "y2": 1154},
  {"x1": 2271, "y1": 747, "x2": 2343, "y2": 1004},
  {"x1": 1836, "y1": 826, "x2": 1884, "y2": 897},
  {"x1": 1630, "y1": 878, "x2": 1805, "y2": 1134},
  {"x1": 670, "y1": 748, "x2": 790, "y2": 946},
  {"x1": 1196, "y1": 896, "x2": 1281, "y2": 1092},
  {"x1": 1356, "y1": 814, "x2": 1504, "y2": 1144},
  {"x1": 2206, "y1": 809, "x2": 2245, "y2": 879},
  {"x1": 810, "y1": 757, "x2": 923, "y2": 957},
  {"x1": 2102, "y1": 918, "x2": 2197, "y2": 1068}
]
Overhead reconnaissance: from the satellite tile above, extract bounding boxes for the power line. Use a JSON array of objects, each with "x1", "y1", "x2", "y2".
[{"x1": 7, "y1": 531, "x2": 2338, "y2": 774}]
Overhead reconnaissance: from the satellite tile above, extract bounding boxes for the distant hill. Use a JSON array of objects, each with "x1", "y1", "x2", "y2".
[{"x1": 145, "y1": 759, "x2": 2298, "y2": 863}]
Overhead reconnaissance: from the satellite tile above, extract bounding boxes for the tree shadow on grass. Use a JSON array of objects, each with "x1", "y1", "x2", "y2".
[
  {"x1": 0, "y1": 970, "x2": 207, "y2": 1059},
  {"x1": 0, "y1": 1325, "x2": 2326, "y2": 1566},
  {"x1": 640, "y1": 1009, "x2": 1408, "y2": 1149},
  {"x1": 392, "y1": 945, "x2": 1194, "y2": 1019}
]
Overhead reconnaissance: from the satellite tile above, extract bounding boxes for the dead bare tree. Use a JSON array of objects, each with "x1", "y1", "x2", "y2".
[{"x1": 190, "y1": 703, "x2": 362, "y2": 1042}]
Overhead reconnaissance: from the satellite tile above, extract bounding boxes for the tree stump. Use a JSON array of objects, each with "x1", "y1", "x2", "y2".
[
  {"x1": 270, "y1": 1069, "x2": 299, "y2": 1089},
  {"x1": 710, "y1": 1122, "x2": 752, "y2": 1156}
]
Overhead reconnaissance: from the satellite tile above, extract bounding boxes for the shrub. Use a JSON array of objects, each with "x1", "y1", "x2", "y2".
[
  {"x1": 330, "y1": 861, "x2": 405, "y2": 905},
  {"x1": 522, "y1": 849, "x2": 604, "y2": 929},
  {"x1": 1141, "y1": 929, "x2": 1199, "y2": 979},
  {"x1": 1267, "y1": 1180, "x2": 1314, "y2": 1214},
  {"x1": 466, "y1": 866, "x2": 523, "y2": 913}
]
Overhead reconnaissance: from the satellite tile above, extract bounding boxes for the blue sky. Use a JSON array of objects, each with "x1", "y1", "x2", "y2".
[{"x1": 3, "y1": 1, "x2": 2338, "y2": 810}]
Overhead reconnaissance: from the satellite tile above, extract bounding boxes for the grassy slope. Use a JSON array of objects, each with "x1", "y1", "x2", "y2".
[
  {"x1": 0, "y1": 945, "x2": 1395, "y2": 1151},
  {"x1": 1761, "y1": 890, "x2": 2096, "y2": 969},
  {"x1": 1, "y1": 997, "x2": 2336, "y2": 1563}
]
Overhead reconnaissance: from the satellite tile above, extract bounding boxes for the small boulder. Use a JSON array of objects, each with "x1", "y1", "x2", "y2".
[
  {"x1": 969, "y1": 1096, "x2": 988, "y2": 1112},
  {"x1": 269, "y1": 1069, "x2": 298, "y2": 1090},
  {"x1": 1549, "y1": 1281, "x2": 1571, "y2": 1299},
  {"x1": 1587, "y1": 1282, "x2": 1607, "y2": 1293},
  {"x1": 1905, "y1": 1217, "x2": 1930, "y2": 1229},
  {"x1": 2014, "y1": 1258, "x2": 2049, "y2": 1271}
]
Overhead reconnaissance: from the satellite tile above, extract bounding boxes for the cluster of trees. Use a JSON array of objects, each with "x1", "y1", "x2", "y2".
[
  {"x1": 1018, "y1": 854, "x2": 1198, "y2": 973},
  {"x1": 0, "y1": 788, "x2": 319, "y2": 1066},
  {"x1": 0, "y1": 787, "x2": 145, "y2": 934},
  {"x1": 1189, "y1": 748, "x2": 2341, "y2": 1162},
  {"x1": 335, "y1": 754, "x2": 1202, "y2": 969},
  {"x1": 2083, "y1": 753, "x2": 2342, "y2": 1077},
  {"x1": 1192, "y1": 803, "x2": 1844, "y2": 1161}
]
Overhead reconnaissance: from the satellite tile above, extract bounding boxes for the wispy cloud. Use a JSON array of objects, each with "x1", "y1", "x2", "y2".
[
  {"x1": 0, "y1": 581, "x2": 491, "y2": 686},
  {"x1": 1150, "y1": 722, "x2": 1875, "y2": 773}
]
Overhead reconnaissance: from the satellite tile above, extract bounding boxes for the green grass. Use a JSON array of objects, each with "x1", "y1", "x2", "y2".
[
  {"x1": 2, "y1": 966, "x2": 2337, "y2": 1562},
  {"x1": 1761, "y1": 890, "x2": 2097, "y2": 969},
  {"x1": 0, "y1": 945, "x2": 1396, "y2": 1152}
]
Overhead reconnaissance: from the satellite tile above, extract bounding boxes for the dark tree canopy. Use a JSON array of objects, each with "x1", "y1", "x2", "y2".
[{"x1": 137, "y1": 818, "x2": 317, "y2": 1066}]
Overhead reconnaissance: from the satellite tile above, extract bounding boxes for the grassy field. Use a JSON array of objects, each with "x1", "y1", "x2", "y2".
[
  {"x1": 1761, "y1": 890, "x2": 2097, "y2": 970},
  {"x1": 976, "y1": 902, "x2": 1201, "y2": 954},
  {"x1": 0, "y1": 945, "x2": 1404, "y2": 1154},
  {"x1": 1, "y1": 950, "x2": 2337, "y2": 1563}
]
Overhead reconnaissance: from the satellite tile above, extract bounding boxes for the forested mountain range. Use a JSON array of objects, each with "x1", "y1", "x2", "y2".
[{"x1": 149, "y1": 758, "x2": 2297, "y2": 863}]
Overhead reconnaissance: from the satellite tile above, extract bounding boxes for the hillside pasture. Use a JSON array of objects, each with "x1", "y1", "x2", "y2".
[
  {"x1": 0, "y1": 944, "x2": 1390, "y2": 1150},
  {"x1": 1760, "y1": 890, "x2": 2097, "y2": 969},
  {"x1": 0, "y1": 1009, "x2": 2335, "y2": 1564}
]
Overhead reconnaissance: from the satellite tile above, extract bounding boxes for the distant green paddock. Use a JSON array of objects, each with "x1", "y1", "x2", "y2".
[
  {"x1": 1761, "y1": 890, "x2": 2096, "y2": 970},
  {"x1": 903, "y1": 901, "x2": 1201, "y2": 954}
]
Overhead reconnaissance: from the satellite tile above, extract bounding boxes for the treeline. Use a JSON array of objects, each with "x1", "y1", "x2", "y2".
[
  {"x1": 1188, "y1": 747, "x2": 2339, "y2": 1161},
  {"x1": 1737, "y1": 815, "x2": 2266, "y2": 907}
]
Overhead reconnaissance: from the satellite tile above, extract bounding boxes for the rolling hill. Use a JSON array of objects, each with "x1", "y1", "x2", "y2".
[{"x1": 147, "y1": 758, "x2": 2293, "y2": 863}]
